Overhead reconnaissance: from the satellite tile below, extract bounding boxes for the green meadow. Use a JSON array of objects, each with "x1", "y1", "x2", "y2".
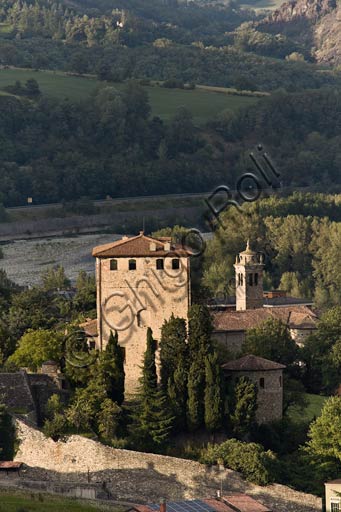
[
  {"x1": 0, "y1": 68, "x2": 260, "y2": 124},
  {"x1": 0, "y1": 490, "x2": 122, "y2": 512},
  {"x1": 287, "y1": 393, "x2": 327, "y2": 424}
]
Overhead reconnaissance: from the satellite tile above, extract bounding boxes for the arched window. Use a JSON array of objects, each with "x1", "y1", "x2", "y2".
[
  {"x1": 110, "y1": 259, "x2": 118, "y2": 271},
  {"x1": 129, "y1": 259, "x2": 136, "y2": 270},
  {"x1": 238, "y1": 273, "x2": 241, "y2": 285},
  {"x1": 259, "y1": 377, "x2": 265, "y2": 389},
  {"x1": 241, "y1": 274, "x2": 244, "y2": 286},
  {"x1": 254, "y1": 273, "x2": 258, "y2": 286},
  {"x1": 172, "y1": 258, "x2": 180, "y2": 270},
  {"x1": 249, "y1": 274, "x2": 253, "y2": 286},
  {"x1": 156, "y1": 259, "x2": 164, "y2": 270}
]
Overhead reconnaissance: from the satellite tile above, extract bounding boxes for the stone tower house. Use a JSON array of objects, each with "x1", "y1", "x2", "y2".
[
  {"x1": 222, "y1": 355, "x2": 285, "y2": 423},
  {"x1": 234, "y1": 240, "x2": 264, "y2": 311},
  {"x1": 92, "y1": 232, "x2": 191, "y2": 394}
]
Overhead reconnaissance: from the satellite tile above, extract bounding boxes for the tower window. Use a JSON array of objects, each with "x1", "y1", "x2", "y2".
[
  {"x1": 254, "y1": 273, "x2": 258, "y2": 285},
  {"x1": 238, "y1": 273, "x2": 241, "y2": 285},
  {"x1": 259, "y1": 377, "x2": 265, "y2": 389},
  {"x1": 172, "y1": 258, "x2": 180, "y2": 270},
  {"x1": 129, "y1": 259, "x2": 136, "y2": 270},
  {"x1": 249, "y1": 274, "x2": 253, "y2": 286},
  {"x1": 279, "y1": 376, "x2": 282, "y2": 388},
  {"x1": 110, "y1": 259, "x2": 118, "y2": 271},
  {"x1": 156, "y1": 259, "x2": 164, "y2": 270},
  {"x1": 241, "y1": 274, "x2": 243, "y2": 286}
]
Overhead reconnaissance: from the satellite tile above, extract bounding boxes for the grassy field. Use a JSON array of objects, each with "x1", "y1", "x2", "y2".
[
  {"x1": 0, "y1": 68, "x2": 260, "y2": 123},
  {"x1": 0, "y1": 490, "x2": 120, "y2": 511},
  {"x1": 287, "y1": 393, "x2": 327, "y2": 424},
  {"x1": 240, "y1": 0, "x2": 285, "y2": 11}
]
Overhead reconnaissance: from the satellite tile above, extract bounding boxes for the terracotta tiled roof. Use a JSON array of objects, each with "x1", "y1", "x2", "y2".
[
  {"x1": 92, "y1": 232, "x2": 191, "y2": 258},
  {"x1": 80, "y1": 318, "x2": 98, "y2": 337},
  {"x1": 0, "y1": 461, "x2": 23, "y2": 470},
  {"x1": 212, "y1": 305, "x2": 317, "y2": 332},
  {"x1": 325, "y1": 479, "x2": 341, "y2": 485},
  {"x1": 203, "y1": 498, "x2": 235, "y2": 512},
  {"x1": 222, "y1": 494, "x2": 271, "y2": 512},
  {"x1": 222, "y1": 355, "x2": 285, "y2": 372}
]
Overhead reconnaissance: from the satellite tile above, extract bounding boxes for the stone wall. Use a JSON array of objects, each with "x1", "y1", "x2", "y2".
[{"x1": 13, "y1": 420, "x2": 322, "y2": 512}]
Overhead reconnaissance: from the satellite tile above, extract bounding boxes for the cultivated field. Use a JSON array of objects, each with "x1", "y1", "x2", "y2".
[{"x1": 0, "y1": 68, "x2": 260, "y2": 124}]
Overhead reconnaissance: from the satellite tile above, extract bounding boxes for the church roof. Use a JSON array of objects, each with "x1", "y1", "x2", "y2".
[
  {"x1": 222, "y1": 355, "x2": 286, "y2": 372},
  {"x1": 212, "y1": 305, "x2": 318, "y2": 332},
  {"x1": 92, "y1": 232, "x2": 192, "y2": 258}
]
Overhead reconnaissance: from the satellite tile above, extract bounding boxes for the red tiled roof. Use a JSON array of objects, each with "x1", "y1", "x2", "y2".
[
  {"x1": 203, "y1": 498, "x2": 235, "y2": 512},
  {"x1": 325, "y1": 479, "x2": 341, "y2": 485},
  {"x1": 0, "y1": 461, "x2": 23, "y2": 469},
  {"x1": 222, "y1": 355, "x2": 285, "y2": 372},
  {"x1": 80, "y1": 318, "x2": 98, "y2": 337},
  {"x1": 223, "y1": 494, "x2": 271, "y2": 512},
  {"x1": 212, "y1": 306, "x2": 317, "y2": 332},
  {"x1": 92, "y1": 232, "x2": 191, "y2": 258}
]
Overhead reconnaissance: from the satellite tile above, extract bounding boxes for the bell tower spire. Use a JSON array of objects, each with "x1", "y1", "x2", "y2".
[{"x1": 234, "y1": 241, "x2": 264, "y2": 311}]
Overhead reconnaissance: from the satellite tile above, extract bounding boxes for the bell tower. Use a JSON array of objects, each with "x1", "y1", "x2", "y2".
[{"x1": 234, "y1": 240, "x2": 264, "y2": 311}]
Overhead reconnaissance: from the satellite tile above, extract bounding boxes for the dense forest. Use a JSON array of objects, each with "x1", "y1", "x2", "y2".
[{"x1": 0, "y1": 83, "x2": 340, "y2": 207}]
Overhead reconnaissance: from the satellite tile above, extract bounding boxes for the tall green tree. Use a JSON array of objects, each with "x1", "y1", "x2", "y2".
[
  {"x1": 187, "y1": 304, "x2": 213, "y2": 356},
  {"x1": 306, "y1": 396, "x2": 341, "y2": 462},
  {"x1": 97, "y1": 330, "x2": 125, "y2": 405},
  {"x1": 167, "y1": 353, "x2": 188, "y2": 432},
  {"x1": 130, "y1": 328, "x2": 173, "y2": 450},
  {"x1": 160, "y1": 314, "x2": 188, "y2": 389},
  {"x1": 230, "y1": 377, "x2": 258, "y2": 437},
  {"x1": 242, "y1": 318, "x2": 297, "y2": 367},
  {"x1": 187, "y1": 355, "x2": 205, "y2": 431},
  {"x1": 204, "y1": 351, "x2": 224, "y2": 433}
]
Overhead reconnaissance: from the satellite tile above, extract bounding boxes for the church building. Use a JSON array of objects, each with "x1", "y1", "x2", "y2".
[{"x1": 212, "y1": 241, "x2": 318, "y2": 354}]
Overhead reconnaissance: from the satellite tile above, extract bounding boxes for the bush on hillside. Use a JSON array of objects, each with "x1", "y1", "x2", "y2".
[{"x1": 200, "y1": 438, "x2": 277, "y2": 485}]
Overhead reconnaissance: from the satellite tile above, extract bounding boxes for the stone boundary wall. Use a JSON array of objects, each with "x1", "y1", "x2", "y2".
[{"x1": 12, "y1": 420, "x2": 322, "y2": 512}]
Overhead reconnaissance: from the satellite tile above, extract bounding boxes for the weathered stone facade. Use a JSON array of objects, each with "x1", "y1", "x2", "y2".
[{"x1": 93, "y1": 233, "x2": 191, "y2": 394}]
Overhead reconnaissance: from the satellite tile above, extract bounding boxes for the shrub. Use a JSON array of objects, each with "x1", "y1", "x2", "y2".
[
  {"x1": 200, "y1": 438, "x2": 277, "y2": 485},
  {"x1": 162, "y1": 78, "x2": 184, "y2": 89}
]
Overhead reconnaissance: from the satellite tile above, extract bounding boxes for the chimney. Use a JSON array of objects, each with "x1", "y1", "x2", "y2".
[
  {"x1": 122, "y1": 235, "x2": 129, "y2": 240},
  {"x1": 164, "y1": 242, "x2": 171, "y2": 252},
  {"x1": 160, "y1": 498, "x2": 166, "y2": 512},
  {"x1": 150, "y1": 242, "x2": 157, "y2": 251}
]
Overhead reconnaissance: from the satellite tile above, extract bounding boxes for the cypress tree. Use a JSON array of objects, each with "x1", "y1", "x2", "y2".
[
  {"x1": 188, "y1": 304, "x2": 213, "y2": 356},
  {"x1": 187, "y1": 353, "x2": 205, "y2": 431},
  {"x1": 204, "y1": 351, "x2": 224, "y2": 433},
  {"x1": 230, "y1": 376, "x2": 258, "y2": 437},
  {"x1": 142, "y1": 327, "x2": 157, "y2": 394},
  {"x1": 167, "y1": 353, "x2": 188, "y2": 432},
  {"x1": 186, "y1": 304, "x2": 214, "y2": 431},
  {"x1": 160, "y1": 314, "x2": 188, "y2": 389},
  {"x1": 97, "y1": 330, "x2": 125, "y2": 405},
  {"x1": 130, "y1": 328, "x2": 174, "y2": 451}
]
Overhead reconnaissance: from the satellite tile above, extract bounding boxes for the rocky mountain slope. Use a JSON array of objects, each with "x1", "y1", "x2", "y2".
[{"x1": 257, "y1": 0, "x2": 341, "y2": 65}]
